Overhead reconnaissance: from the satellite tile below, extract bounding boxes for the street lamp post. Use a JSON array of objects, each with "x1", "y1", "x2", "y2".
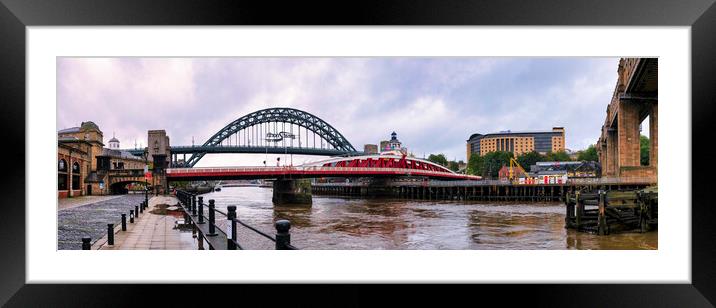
[{"x1": 265, "y1": 131, "x2": 295, "y2": 167}]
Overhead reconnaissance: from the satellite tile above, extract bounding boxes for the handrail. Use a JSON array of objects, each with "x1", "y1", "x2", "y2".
[
  {"x1": 232, "y1": 217, "x2": 277, "y2": 242},
  {"x1": 207, "y1": 207, "x2": 276, "y2": 242},
  {"x1": 174, "y1": 189, "x2": 297, "y2": 250}
]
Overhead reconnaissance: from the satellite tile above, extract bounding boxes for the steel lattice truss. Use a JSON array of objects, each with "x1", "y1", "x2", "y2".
[{"x1": 185, "y1": 108, "x2": 357, "y2": 167}]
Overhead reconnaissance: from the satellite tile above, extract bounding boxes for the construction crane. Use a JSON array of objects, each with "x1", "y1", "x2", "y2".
[{"x1": 508, "y1": 157, "x2": 529, "y2": 183}]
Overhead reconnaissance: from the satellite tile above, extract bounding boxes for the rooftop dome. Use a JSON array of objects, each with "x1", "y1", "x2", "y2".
[
  {"x1": 109, "y1": 137, "x2": 119, "y2": 143},
  {"x1": 80, "y1": 121, "x2": 101, "y2": 132}
]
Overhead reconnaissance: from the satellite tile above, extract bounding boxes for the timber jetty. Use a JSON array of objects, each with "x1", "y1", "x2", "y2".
[{"x1": 564, "y1": 186, "x2": 657, "y2": 235}]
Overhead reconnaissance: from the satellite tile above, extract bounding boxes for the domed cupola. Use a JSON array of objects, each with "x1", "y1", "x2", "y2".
[{"x1": 108, "y1": 132, "x2": 120, "y2": 149}]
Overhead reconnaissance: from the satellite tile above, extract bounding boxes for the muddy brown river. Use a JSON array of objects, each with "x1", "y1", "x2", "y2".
[{"x1": 200, "y1": 186, "x2": 657, "y2": 250}]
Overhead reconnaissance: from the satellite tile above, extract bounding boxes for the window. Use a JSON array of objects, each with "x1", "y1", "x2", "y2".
[
  {"x1": 58, "y1": 159, "x2": 68, "y2": 190},
  {"x1": 72, "y1": 162, "x2": 81, "y2": 190},
  {"x1": 58, "y1": 174, "x2": 68, "y2": 190}
]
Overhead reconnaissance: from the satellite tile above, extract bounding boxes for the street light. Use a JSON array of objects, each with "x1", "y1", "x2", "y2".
[{"x1": 265, "y1": 131, "x2": 295, "y2": 167}]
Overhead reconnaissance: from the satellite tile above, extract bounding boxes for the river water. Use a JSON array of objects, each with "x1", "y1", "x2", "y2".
[{"x1": 200, "y1": 186, "x2": 657, "y2": 250}]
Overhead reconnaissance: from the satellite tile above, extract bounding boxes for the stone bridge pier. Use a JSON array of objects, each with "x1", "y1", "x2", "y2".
[
  {"x1": 272, "y1": 179, "x2": 313, "y2": 206},
  {"x1": 598, "y1": 58, "x2": 657, "y2": 181}
]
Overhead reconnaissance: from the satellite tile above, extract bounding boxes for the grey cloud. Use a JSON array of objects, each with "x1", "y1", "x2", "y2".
[{"x1": 58, "y1": 57, "x2": 619, "y2": 164}]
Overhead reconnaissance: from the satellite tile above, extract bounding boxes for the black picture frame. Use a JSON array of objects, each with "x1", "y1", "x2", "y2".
[{"x1": 1, "y1": 0, "x2": 714, "y2": 306}]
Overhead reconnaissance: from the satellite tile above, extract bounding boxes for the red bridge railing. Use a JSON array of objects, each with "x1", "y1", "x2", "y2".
[{"x1": 166, "y1": 166, "x2": 482, "y2": 180}]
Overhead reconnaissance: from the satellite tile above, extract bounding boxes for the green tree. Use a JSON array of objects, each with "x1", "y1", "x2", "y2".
[
  {"x1": 467, "y1": 153, "x2": 484, "y2": 176},
  {"x1": 447, "y1": 161, "x2": 460, "y2": 172},
  {"x1": 482, "y1": 151, "x2": 513, "y2": 178},
  {"x1": 640, "y1": 135, "x2": 650, "y2": 166},
  {"x1": 577, "y1": 144, "x2": 599, "y2": 162},
  {"x1": 544, "y1": 151, "x2": 571, "y2": 162},
  {"x1": 427, "y1": 153, "x2": 448, "y2": 167},
  {"x1": 516, "y1": 151, "x2": 543, "y2": 171}
]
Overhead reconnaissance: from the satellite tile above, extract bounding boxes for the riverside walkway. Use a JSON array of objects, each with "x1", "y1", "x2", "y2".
[{"x1": 93, "y1": 196, "x2": 195, "y2": 250}]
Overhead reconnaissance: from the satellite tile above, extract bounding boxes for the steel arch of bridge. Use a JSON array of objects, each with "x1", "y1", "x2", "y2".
[{"x1": 185, "y1": 107, "x2": 357, "y2": 167}]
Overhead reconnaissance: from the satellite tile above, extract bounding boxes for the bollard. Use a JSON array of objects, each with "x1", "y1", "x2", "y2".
[
  {"x1": 207, "y1": 199, "x2": 217, "y2": 236},
  {"x1": 135, "y1": 205, "x2": 139, "y2": 218},
  {"x1": 139, "y1": 202, "x2": 143, "y2": 214},
  {"x1": 227, "y1": 206, "x2": 237, "y2": 250},
  {"x1": 275, "y1": 220, "x2": 291, "y2": 250},
  {"x1": 145, "y1": 188, "x2": 149, "y2": 208},
  {"x1": 191, "y1": 194, "x2": 197, "y2": 216},
  {"x1": 121, "y1": 214, "x2": 127, "y2": 231},
  {"x1": 81, "y1": 237, "x2": 91, "y2": 250},
  {"x1": 197, "y1": 196, "x2": 205, "y2": 224},
  {"x1": 107, "y1": 224, "x2": 115, "y2": 245},
  {"x1": 129, "y1": 210, "x2": 135, "y2": 223},
  {"x1": 198, "y1": 237, "x2": 205, "y2": 250}
]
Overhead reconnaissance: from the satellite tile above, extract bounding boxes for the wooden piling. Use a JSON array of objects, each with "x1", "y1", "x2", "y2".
[{"x1": 598, "y1": 190, "x2": 608, "y2": 235}]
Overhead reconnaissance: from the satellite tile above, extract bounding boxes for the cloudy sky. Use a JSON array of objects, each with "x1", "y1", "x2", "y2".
[{"x1": 57, "y1": 57, "x2": 625, "y2": 166}]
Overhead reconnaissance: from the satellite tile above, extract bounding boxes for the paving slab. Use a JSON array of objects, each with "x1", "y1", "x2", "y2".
[{"x1": 95, "y1": 196, "x2": 196, "y2": 250}]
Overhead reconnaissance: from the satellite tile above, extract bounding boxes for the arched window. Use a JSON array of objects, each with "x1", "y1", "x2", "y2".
[
  {"x1": 58, "y1": 159, "x2": 68, "y2": 190},
  {"x1": 58, "y1": 159, "x2": 67, "y2": 172},
  {"x1": 72, "y1": 162, "x2": 81, "y2": 190}
]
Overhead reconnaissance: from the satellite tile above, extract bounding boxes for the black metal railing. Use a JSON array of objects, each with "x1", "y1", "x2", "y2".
[{"x1": 175, "y1": 189, "x2": 298, "y2": 250}]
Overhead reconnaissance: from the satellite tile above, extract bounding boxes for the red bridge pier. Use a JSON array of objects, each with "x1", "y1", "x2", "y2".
[{"x1": 272, "y1": 179, "x2": 313, "y2": 206}]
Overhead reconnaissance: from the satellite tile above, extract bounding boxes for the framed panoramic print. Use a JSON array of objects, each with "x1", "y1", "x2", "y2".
[{"x1": 1, "y1": 0, "x2": 715, "y2": 306}]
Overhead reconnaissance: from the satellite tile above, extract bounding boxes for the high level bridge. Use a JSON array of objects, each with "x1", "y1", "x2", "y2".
[{"x1": 597, "y1": 58, "x2": 657, "y2": 181}]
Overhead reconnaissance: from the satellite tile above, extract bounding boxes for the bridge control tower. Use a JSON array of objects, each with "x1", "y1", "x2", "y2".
[{"x1": 148, "y1": 130, "x2": 171, "y2": 194}]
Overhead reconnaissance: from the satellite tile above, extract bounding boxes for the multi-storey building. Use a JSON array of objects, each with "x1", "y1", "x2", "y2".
[{"x1": 466, "y1": 127, "x2": 566, "y2": 158}]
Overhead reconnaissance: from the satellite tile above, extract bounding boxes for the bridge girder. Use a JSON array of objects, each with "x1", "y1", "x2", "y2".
[{"x1": 185, "y1": 107, "x2": 357, "y2": 167}]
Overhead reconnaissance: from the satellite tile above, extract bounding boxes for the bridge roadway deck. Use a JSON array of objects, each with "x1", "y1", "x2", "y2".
[{"x1": 94, "y1": 196, "x2": 195, "y2": 250}]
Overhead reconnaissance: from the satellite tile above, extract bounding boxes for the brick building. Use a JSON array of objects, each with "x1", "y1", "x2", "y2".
[
  {"x1": 57, "y1": 137, "x2": 93, "y2": 198},
  {"x1": 58, "y1": 121, "x2": 148, "y2": 198}
]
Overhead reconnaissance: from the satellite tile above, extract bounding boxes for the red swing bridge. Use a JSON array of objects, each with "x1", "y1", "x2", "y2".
[{"x1": 165, "y1": 154, "x2": 482, "y2": 181}]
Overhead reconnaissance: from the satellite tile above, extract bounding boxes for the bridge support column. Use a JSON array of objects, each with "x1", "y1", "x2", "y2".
[
  {"x1": 617, "y1": 99, "x2": 642, "y2": 174},
  {"x1": 272, "y1": 179, "x2": 312, "y2": 206},
  {"x1": 649, "y1": 104, "x2": 658, "y2": 172},
  {"x1": 606, "y1": 129, "x2": 618, "y2": 177}
]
